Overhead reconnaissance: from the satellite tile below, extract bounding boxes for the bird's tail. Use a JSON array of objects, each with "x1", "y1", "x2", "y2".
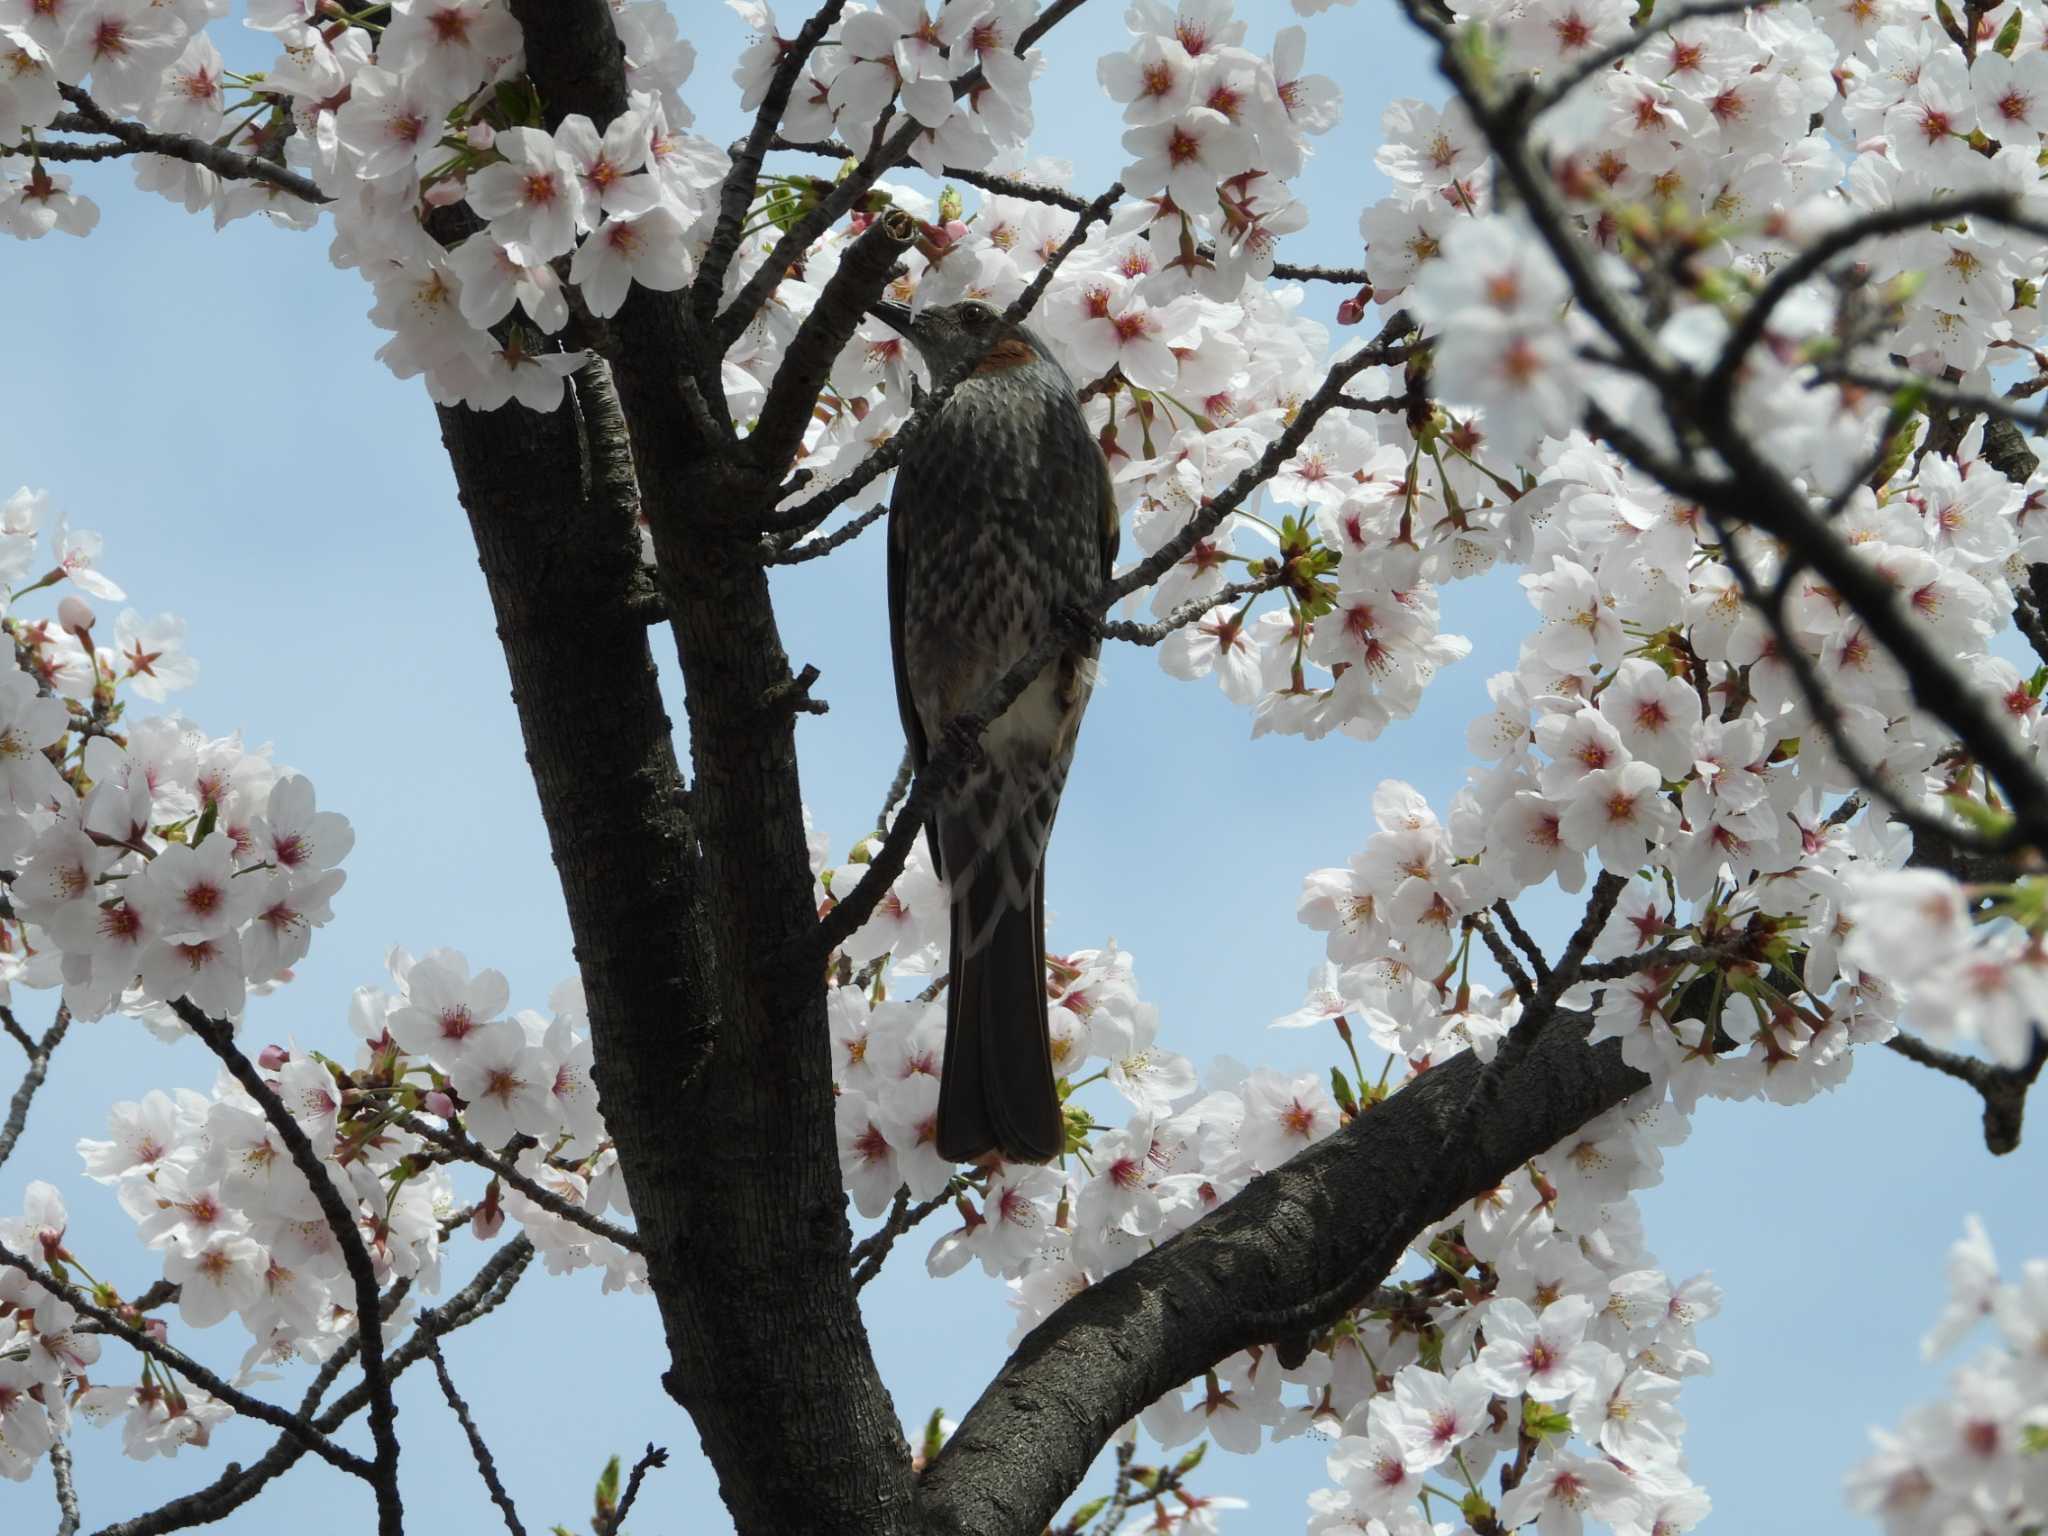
[{"x1": 936, "y1": 865, "x2": 1062, "y2": 1164}]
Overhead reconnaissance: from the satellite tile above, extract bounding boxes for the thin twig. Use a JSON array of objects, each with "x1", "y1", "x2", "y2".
[
  {"x1": 426, "y1": 1337, "x2": 528, "y2": 1536},
  {"x1": 50, "y1": 86, "x2": 326, "y2": 204},
  {"x1": 1097, "y1": 572, "x2": 1290, "y2": 646},
  {"x1": 1885, "y1": 1029, "x2": 2047, "y2": 1155},
  {"x1": 0, "y1": 1241, "x2": 374, "y2": 1480},
  {"x1": 398, "y1": 1114, "x2": 642, "y2": 1253},
  {"x1": 90, "y1": 1238, "x2": 534, "y2": 1536},
  {"x1": 597, "y1": 1444, "x2": 670, "y2": 1536},
  {"x1": 695, "y1": 0, "x2": 851, "y2": 321},
  {"x1": 849, "y1": 1185, "x2": 956, "y2": 1289},
  {"x1": 1469, "y1": 914, "x2": 1533, "y2": 996},
  {"x1": 172, "y1": 1002, "x2": 403, "y2": 1534},
  {"x1": 0, "y1": 1006, "x2": 68, "y2": 1171},
  {"x1": 1491, "y1": 902, "x2": 1550, "y2": 986},
  {"x1": 51, "y1": 1434, "x2": 80, "y2": 1536}
]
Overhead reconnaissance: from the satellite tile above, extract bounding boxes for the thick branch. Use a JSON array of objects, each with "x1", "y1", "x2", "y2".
[
  {"x1": 746, "y1": 207, "x2": 918, "y2": 472},
  {"x1": 916, "y1": 1007, "x2": 1650, "y2": 1533}
]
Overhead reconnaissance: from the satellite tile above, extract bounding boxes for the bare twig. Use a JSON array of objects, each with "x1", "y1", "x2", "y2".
[
  {"x1": 0, "y1": 1006, "x2": 68, "y2": 1171},
  {"x1": 49, "y1": 87, "x2": 326, "y2": 204},
  {"x1": 1097, "y1": 572, "x2": 1291, "y2": 647},
  {"x1": 1469, "y1": 914, "x2": 1533, "y2": 996},
  {"x1": 695, "y1": 0, "x2": 851, "y2": 321},
  {"x1": 51, "y1": 1434, "x2": 80, "y2": 1536},
  {"x1": 764, "y1": 497, "x2": 891, "y2": 564},
  {"x1": 849, "y1": 1184, "x2": 957, "y2": 1289},
  {"x1": 426, "y1": 1337, "x2": 528, "y2": 1536},
  {"x1": 171, "y1": 1002, "x2": 403, "y2": 1534},
  {"x1": 397, "y1": 1114, "x2": 642, "y2": 1253},
  {"x1": 1491, "y1": 902, "x2": 1551, "y2": 986},
  {"x1": 596, "y1": 1443, "x2": 670, "y2": 1536},
  {"x1": 0, "y1": 1241, "x2": 373, "y2": 1480},
  {"x1": 1885, "y1": 1029, "x2": 2047, "y2": 1155},
  {"x1": 91, "y1": 1237, "x2": 534, "y2": 1536}
]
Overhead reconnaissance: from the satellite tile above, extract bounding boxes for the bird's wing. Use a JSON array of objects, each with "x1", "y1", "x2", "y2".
[{"x1": 886, "y1": 473, "x2": 939, "y2": 872}]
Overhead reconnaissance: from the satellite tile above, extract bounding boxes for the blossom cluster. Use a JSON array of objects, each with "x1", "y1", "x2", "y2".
[
  {"x1": 1847, "y1": 1219, "x2": 2048, "y2": 1536},
  {"x1": 0, "y1": 501, "x2": 636, "y2": 1481}
]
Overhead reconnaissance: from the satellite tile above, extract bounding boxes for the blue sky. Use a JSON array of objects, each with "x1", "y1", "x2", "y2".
[{"x1": 2, "y1": 2, "x2": 2042, "y2": 1532}]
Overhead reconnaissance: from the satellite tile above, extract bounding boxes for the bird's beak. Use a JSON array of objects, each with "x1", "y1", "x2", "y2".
[{"x1": 867, "y1": 299, "x2": 916, "y2": 339}]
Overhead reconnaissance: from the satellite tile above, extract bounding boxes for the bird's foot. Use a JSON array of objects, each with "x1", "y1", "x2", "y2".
[
  {"x1": 940, "y1": 713, "x2": 987, "y2": 777},
  {"x1": 1055, "y1": 600, "x2": 1101, "y2": 644}
]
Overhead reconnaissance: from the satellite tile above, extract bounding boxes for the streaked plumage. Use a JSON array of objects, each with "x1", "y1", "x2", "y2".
[{"x1": 878, "y1": 299, "x2": 1118, "y2": 1164}]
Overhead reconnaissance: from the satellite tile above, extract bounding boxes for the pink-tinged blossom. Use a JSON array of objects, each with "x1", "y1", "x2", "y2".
[
  {"x1": 112, "y1": 610, "x2": 197, "y2": 699},
  {"x1": 1472, "y1": 1294, "x2": 1610, "y2": 1403},
  {"x1": 568, "y1": 206, "x2": 693, "y2": 318},
  {"x1": 388, "y1": 948, "x2": 511, "y2": 1065},
  {"x1": 466, "y1": 127, "x2": 586, "y2": 261}
]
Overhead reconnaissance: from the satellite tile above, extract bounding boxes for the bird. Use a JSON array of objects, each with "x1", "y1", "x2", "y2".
[{"x1": 872, "y1": 296, "x2": 1118, "y2": 1165}]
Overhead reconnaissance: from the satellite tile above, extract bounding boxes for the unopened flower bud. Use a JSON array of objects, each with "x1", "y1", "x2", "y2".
[
  {"x1": 423, "y1": 1090, "x2": 456, "y2": 1119},
  {"x1": 423, "y1": 177, "x2": 467, "y2": 208},
  {"x1": 257, "y1": 1043, "x2": 290, "y2": 1070},
  {"x1": 465, "y1": 122, "x2": 496, "y2": 152},
  {"x1": 58, "y1": 595, "x2": 94, "y2": 636}
]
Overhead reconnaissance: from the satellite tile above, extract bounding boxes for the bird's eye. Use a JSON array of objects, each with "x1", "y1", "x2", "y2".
[{"x1": 960, "y1": 302, "x2": 994, "y2": 327}]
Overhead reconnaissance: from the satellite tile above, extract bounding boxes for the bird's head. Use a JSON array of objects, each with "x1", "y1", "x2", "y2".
[{"x1": 866, "y1": 298, "x2": 1054, "y2": 381}]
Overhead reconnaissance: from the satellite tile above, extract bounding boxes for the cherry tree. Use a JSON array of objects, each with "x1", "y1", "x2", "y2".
[{"x1": 2, "y1": 0, "x2": 2046, "y2": 1533}]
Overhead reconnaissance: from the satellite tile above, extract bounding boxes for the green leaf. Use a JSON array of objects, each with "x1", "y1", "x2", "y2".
[
  {"x1": 1174, "y1": 1441, "x2": 1208, "y2": 1477},
  {"x1": 1994, "y1": 5, "x2": 2024, "y2": 54},
  {"x1": 2022, "y1": 1423, "x2": 2048, "y2": 1455},
  {"x1": 1461, "y1": 1491, "x2": 1498, "y2": 1525},
  {"x1": 1522, "y1": 1400, "x2": 1572, "y2": 1438},
  {"x1": 594, "y1": 1453, "x2": 622, "y2": 1523},
  {"x1": 922, "y1": 1406, "x2": 947, "y2": 1464},
  {"x1": 193, "y1": 797, "x2": 219, "y2": 847}
]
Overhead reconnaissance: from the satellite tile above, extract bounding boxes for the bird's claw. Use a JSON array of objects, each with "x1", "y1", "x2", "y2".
[
  {"x1": 941, "y1": 714, "x2": 986, "y2": 776},
  {"x1": 1056, "y1": 600, "x2": 1101, "y2": 643}
]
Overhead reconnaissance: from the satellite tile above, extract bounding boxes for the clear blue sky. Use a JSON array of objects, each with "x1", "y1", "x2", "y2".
[{"x1": 2, "y1": 3, "x2": 2040, "y2": 1532}]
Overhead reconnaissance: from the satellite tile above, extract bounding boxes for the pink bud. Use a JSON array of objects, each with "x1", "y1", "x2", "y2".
[
  {"x1": 473, "y1": 1202, "x2": 505, "y2": 1239},
  {"x1": 57, "y1": 595, "x2": 94, "y2": 634},
  {"x1": 943, "y1": 218, "x2": 969, "y2": 245},
  {"x1": 1336, "y1": 292, "x2": 1367, "y2": 326},
  {"x1": 423, "y1": 1090, "x2": 456, "y2": 1119},
  {"x1": 257, "y1": 1044, "x2": 290, "y2": 1070},
  {"x1": 465, "y1": 122, "x2": 496, "y2": 152},
  {"x1": 423, "y1": 177, "x2": 467, "y2": 208}
]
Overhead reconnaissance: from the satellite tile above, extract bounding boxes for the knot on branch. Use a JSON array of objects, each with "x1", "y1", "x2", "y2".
[{"x1": 761, "y1": 663, "x2": 829, "y2": 718}]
